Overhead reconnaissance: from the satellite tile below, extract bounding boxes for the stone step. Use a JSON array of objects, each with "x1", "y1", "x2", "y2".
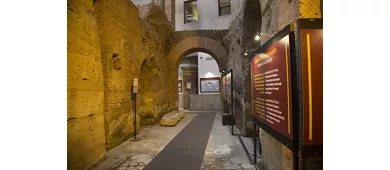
[{"x1": 159, "y1": 111, "x2": 184, "y2": 127}]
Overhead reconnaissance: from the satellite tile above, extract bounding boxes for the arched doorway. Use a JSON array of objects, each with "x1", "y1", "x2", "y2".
[
  {"x1": 177, "y1": 51, "x2": 221, "y2": 111},
  {"x1": 165, "y1": 36, "x2": 228, "y2": 112}
]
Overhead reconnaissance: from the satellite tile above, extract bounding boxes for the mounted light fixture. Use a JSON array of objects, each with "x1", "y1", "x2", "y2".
[
  {"x1": 254, "y1": 34, "x2": 260, "y2": 41},
  {"x1": 244, "y1": 48, "x2": 257, "y2": 57}
]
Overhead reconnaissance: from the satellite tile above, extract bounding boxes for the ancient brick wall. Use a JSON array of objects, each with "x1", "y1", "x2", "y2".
[
  {"x1": 223, "y1": 0, "x2": 262, "y2": 136},
  {"x1": 259, "y1": 0, "x2": 299, "y2": 43},
  {"x1": 67, "y1": 0, "x2": 106, "y2": 170},
  {"x1": 95, "y1": 0, "x2": 145, "y2": 150},
  {"x1": 165, "y1": 30, "x2": 229, "y2": 51},
  {"x1": 138, "y1": 4, "x2": 173, "y2": 125},
  {"x1": 225, "y1": 15, "x2": 245, "y2": 134},
  {"x1": 68, "y1": 0, "x2": 231, "y2": 168},
  {"x1": 68, "y1": 1, "x2": 176, "y2": 169}
]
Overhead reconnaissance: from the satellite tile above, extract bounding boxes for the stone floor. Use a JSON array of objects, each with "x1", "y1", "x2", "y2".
[
  {"x1": 201, "y1": 113, "x2": 255, "y2": 170},
  {"x1": 89, "y1": 113, "x2": 197, "y2": 170},
  {"x1": 89, "y1": 112, "x2": 255, "y2": 170}
]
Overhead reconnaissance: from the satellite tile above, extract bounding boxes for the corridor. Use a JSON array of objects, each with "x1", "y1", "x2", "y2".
[
  {"x1": 67, "y1": 0, "x2": 324, "y2": 170},
  {"x1": 5, "y1": 0, "x2": 390, "y2": 169},
  {"x1": 89, "y1": 112, "x2": 255, "y2": 170}
]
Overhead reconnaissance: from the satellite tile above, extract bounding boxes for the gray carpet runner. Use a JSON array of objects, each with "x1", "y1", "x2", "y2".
[{"x1": 143, "y1": 112, "x2": 216, "y2": 170}]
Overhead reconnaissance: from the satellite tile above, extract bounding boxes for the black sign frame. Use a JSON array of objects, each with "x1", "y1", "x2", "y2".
[
  {"x1": 222, "y1": 69, "x2": 234, "y2": 135},
  {"x1": 249, "y1": 24, "x2": 298, "y2": 151}
]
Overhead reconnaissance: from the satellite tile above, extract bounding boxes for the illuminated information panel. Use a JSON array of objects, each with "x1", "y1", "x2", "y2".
[{"x1": 251, "y1": 34, "x2": 293, "y2": 140}]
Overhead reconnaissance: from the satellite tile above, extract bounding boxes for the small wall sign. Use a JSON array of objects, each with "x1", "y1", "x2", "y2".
[{"x1": 133, "y1": 78, "x2": 139, "y2": 93}]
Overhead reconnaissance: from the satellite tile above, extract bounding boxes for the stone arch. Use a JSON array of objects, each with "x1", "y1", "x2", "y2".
[
  {"x1": 166, "y1": 36, "x2": 228, "y2": 110},
  {"x1": 175, "y1": 48, "x2": 220, "y2": 69},
  {"x1": 167, "y1": 36, "x2": 228, "y2": 70}
]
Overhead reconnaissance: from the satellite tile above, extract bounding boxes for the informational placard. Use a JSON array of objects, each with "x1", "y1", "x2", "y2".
[
  {"x1": 178, "y1": 80, "x2": 182, "y2": 93},
  {"x1": 251, "y1": 34, "x2": 293, "y2": 140},
  {"x1": 133, "y1": 78, "x2": 139, "y2": 93},
  {"x1": 200, "y1": 77, "x2": 220, "y2": 93},
  {"x1": 225, "y1": 72, "x2": 232, "y2": 104},
  {"x1": 186, "y1": 82, "x2": 191, "y2": 89},
  {"x1": 300, "y1": 28, "x2": 323, "y2": 146}
]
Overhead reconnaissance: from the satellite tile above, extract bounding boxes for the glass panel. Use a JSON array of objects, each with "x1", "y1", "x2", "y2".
[
  {"x1": 219, "y1": 5, "x2": 231, "y2": 16},
  {"x1": 184, "y1": 1, "x2": 198, "y2": 24}
]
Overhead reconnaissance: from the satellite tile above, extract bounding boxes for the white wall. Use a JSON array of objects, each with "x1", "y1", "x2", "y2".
[
  {"x1": 197, "y1": 52, "x2": 220, "y2": 94},
  {"x1": 175, "y1": 0, "x2": 242, "y2": 31}
]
